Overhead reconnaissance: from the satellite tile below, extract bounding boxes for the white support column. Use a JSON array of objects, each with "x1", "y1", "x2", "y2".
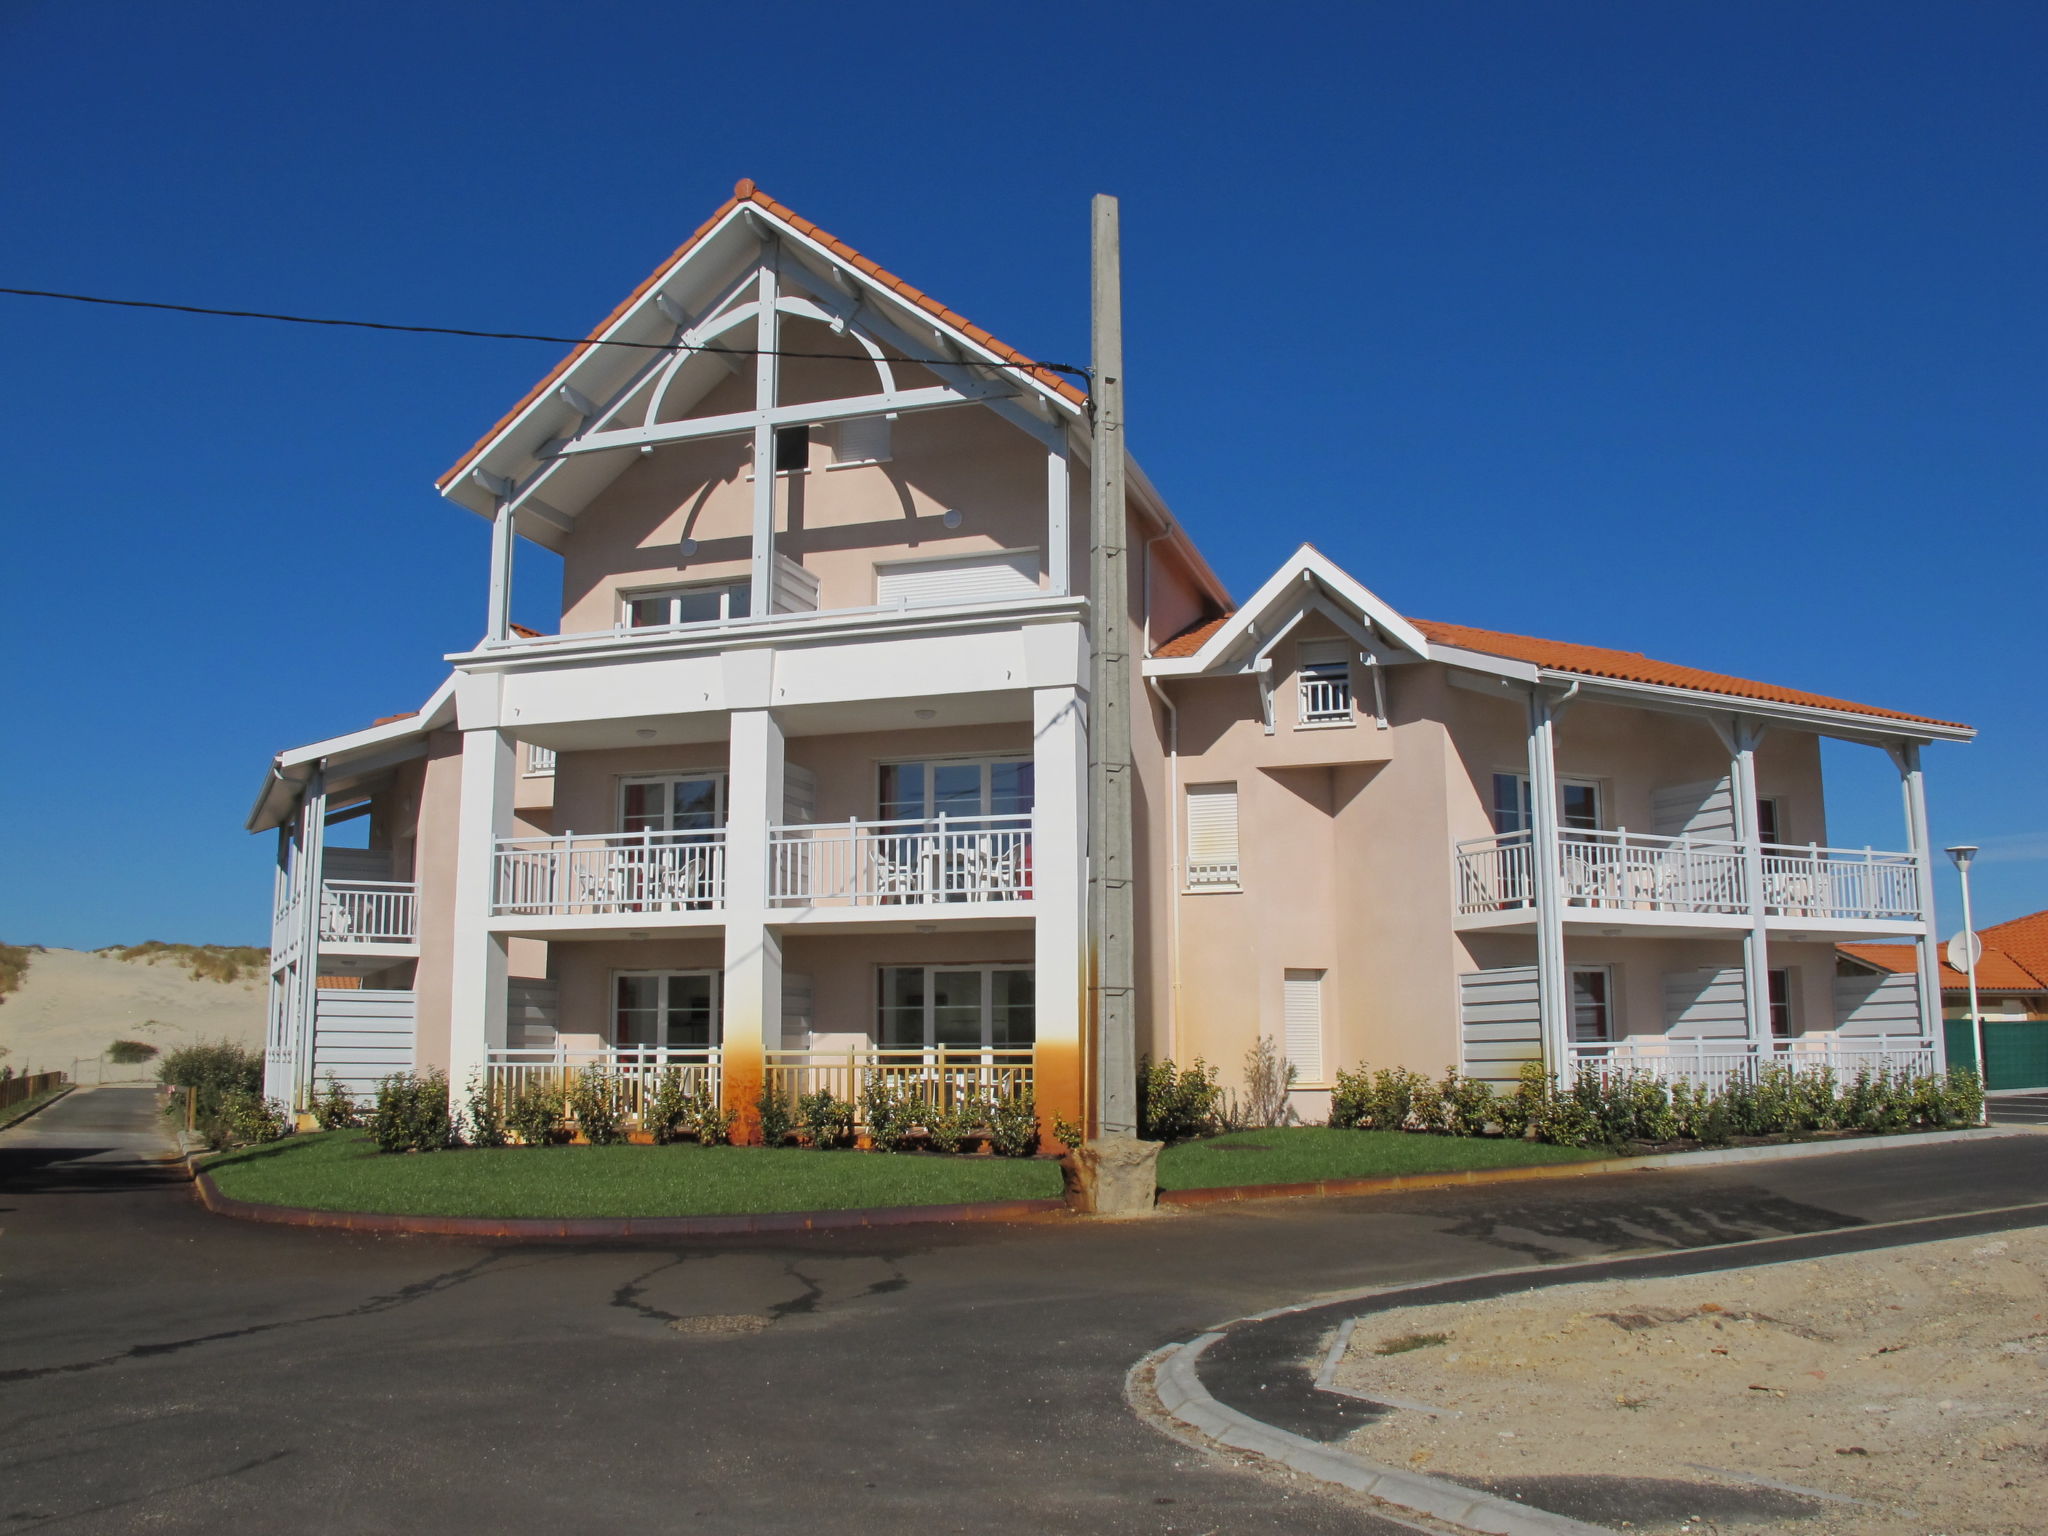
[
  {"x1": 1727, "y1": 717, "x2": 1772, "y2": 1054},
  {"x1": 723, "y1": 706, "x2": 784, "y2": 1138},
  {"x1": 1893, "y1": 740, "x2": 1946, "y2": 1063},
  {"x1": 448, "y1": 728, "x2": 516, "y2": 1096},
  {"x1": 486, "y1": 500, "x2": 516, "y2": 643},
  {"x1": 263, "y1": 822, "x2": 294, "y2": 1105},
  {"x1": 748, "y1": 259, "x2": 781, "y2": 619},
  {"x1": 1033, "y1": 685, "x2": 1088, "y2": 1138},
  {"x1": 291, "y1": 770, "x2": 327, "y2": 1112},
  {"x1": 1046, "y1": 439, "x2": 1071, "y2": 596},
  {"x1": 1526, "y1": 691, "x2": 1570, "y2": 1077}
]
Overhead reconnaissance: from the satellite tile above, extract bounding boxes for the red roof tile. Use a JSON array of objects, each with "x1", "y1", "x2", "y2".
[
  {"x1": 370, "y1": 711, "x2": 418, "y2": 728},
  {"x1": 1413, "y1": 619, "x2": 1967, "y2": 730},
  {"x1": 440, "y1": 179, "x2": 1085, "y2": 492},
  {"x1": 1978, "y1": 909, "x2": 2048, "y2": 991},
  {"x1": 1839, "y1": 941, "x2": 2048, "y2": 992},
  {"x1": 1153, "y1": 614, "x2": 1231, "y2": 658}
]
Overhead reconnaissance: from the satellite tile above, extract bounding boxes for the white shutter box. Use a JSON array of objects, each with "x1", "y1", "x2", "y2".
[
  {"x1": 1283, "y1": 969, "x2": 1326, "y2": 1082},
  {"x1": 874, "y1": 551, "x2": 1038, "y2": 607},
  {"x1": 831, "y1": 416, "x2": 892, "y2": 464},
  {"x1": 1185, "y1": 783, "x2": 1240, "y2": 886}
]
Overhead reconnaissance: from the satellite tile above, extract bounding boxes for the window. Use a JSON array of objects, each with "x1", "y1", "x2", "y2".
[
  {"x1": 1767, "y1": 969, "x2": 1795, "y2": 1039},
  {"x1": 624, "y1": 580, "x2": 750, "y2": 628},
  {"x1": 1570, "y1": 966, "x2": 1614, "y2": 1043},
  {"x1": 831, "y1": 416, "x2": 891, "y2": 465},
  {"x1": 877, "y1": 965, "x2": 1034, "y2": 1050},
  {"x1": 615, "y1": 971, "x2": 720, "y2": 1050},
  {"x1": 1186, "y1": 783, "x2": 1240, "y2": 888},
  {"x1": 524, "y1": 744, "x2": 556, "y2": 777},
  {"x1": 1492, "y1": 774, "x2": 1602, "y2": 834},
  {"x1": 774, "y1": 424, "x2": 810, "y2": 472},
  {"x1": 1755, "y1": 798, "x2": 1784, "y2": 846},
  {"x1": 1283, "y1": 969, "x2": 1326, "y2": 1082},
  {"x1": 1295, "y1": 640, "x2": 1353, "y2": 727},
  {"x1": 874, "y1": 550, "x2": 1038, "y2": 607},
  {"x1": 620, "y1": 774, "x2": 726, "y2": 834},
  {"x1": 878, "y1": 759, "x2": 1034, "y2": 823}
]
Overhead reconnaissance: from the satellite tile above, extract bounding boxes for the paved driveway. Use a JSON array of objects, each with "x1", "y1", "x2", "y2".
[
  {"x1": 5, "y1": 1087, "x2": 2047, "y2": 1535},
  {"x1": 1989, "y1": 1090, "x2": 2048, "y2": 1126}
]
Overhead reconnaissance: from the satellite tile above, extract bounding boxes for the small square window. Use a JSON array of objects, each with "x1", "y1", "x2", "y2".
[{"x1": 774, "y1": 425, "x2": 810, "y2": 472}]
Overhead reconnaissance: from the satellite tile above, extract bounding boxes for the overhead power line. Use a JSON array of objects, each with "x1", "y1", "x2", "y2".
[{"x1": 0, "y1": 284, "x2": 1091, "y2": 380}]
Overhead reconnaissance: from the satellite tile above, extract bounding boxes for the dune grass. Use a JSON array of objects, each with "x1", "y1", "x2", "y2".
[
  {"x1": 101, "y1": 942, "x2": 268, "y2": 984},
  {"x1": 205, "y1": 1131, "x2": 1064, "y2": 1218},
  {"x1": 1155, "y1": 1126, "x2": 1607, "y2": 1191}
]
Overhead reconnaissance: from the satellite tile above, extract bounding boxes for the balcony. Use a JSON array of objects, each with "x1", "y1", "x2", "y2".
[
  {"x1": 492, "y1": 830, "x2": 727, "y2": 920},
  {"x1": 769, "y1": 814, "x2": 1033, "y2": 913},
  {"x1": 1454, "y1": 829, "x2": 1923, "y2": 938},
  {"x1": 317, "y1": 880, "x2": 418, "y2": 950}
]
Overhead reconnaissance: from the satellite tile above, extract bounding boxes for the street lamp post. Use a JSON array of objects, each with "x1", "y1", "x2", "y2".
[{"x1": 1945, "y1": 844, "x2": 1986, "y2": 1124}]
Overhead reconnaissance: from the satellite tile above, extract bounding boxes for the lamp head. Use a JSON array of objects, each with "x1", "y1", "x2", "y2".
[{"x1": 1946, "y1": 844, "x2": 1979, "y2": 873}]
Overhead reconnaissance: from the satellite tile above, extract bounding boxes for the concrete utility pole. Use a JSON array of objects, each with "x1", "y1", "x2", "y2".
[{"x1": 1087, "y1": 193, "x2": 1138, "y2": 1145}]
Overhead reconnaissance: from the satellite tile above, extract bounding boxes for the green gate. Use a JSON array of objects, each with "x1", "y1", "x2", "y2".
[{"x1": 1943, "y1": 1019, "x2": 2048, "y2": 1091}]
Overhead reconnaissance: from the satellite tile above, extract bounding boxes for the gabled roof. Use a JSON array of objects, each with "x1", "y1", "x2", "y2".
[
  {"x1": 438, "y1": 178, "x2": 1086, "y2": 503},
  {"x1": 1413, "y1": 619, "x2": 1969, "y2": 732},
  {"x1": 1839, "y1": 939, "x2": 2048, "y2": 993},
  {"x1": 1143, "y1": 545, "x2": 1429, "y2": 672},
  {"x1": 1979, "y1": 908, "x2": 2048, "y2": 990}
]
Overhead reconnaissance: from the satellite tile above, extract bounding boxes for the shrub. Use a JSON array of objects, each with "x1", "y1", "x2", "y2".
[
  {"x1": 504, "y1": 1079, "x2": 569, "y2": 1147},
  {"x1": 861, "y1": 1076, "x2": 920, "y2": 1152},
  {"x1": 1438, "y1": 1071, "x2": 1497, "y2": 1137},
  {"x1": 463, "y1": 1073, "x2": 507, "y2": 1148},
  {"x1": 1051, "y1": 1114, "x2": 1088, "y2": 1152},
  {"x1": 312, "y1": 1075, "x2": 361, "y2": 1130},
  {"x1": 370, "y1": 1071, "x2": 453, "y2": 1153},
  {"x1": 566, "y1": 1068, "x2": 626, "y2": 1145},
  {"x1": 1138, "y1": 1057, "x2": 1222, "y2": 1142},
  {"x1": 206, "y1": 1090, "x2": 289, "y2": 1150},
  {"x1": 985, "y1": 1091, "x2": 1039, "y2": 1157},
  {"x1": 107, "y1": 1039, "x2": 159, "y2": 1065},
  {"x1": 1329, "y1": 1066, "x2": 1372, "y2": 1129},
  {"x1": 644, "y1": 1070, "x2": 695, "y2": 1144},
  {"x1": 1490, "y1": 1063, "x2": 1551, "y2": 1139},
  {"x1": 1225, "y1": 1036, "x2": 1298, "y2": 1129},
  {"x1": 924, "y1": 1095, "x2": 980, "y2": 1154},
  {"x1": 1937, "y1": 1067, "x2": 1984, "y2": 1127},
  {"x1": 159, "y1": 1039, "x2": 262, "y2": 1125},
  {"x1": 757, "y1": 1084, "x2": 797, "y2": 1147},
  {"x1": 689, "y1": 1095, "x2": 735, "y2": 1146},
  {"x1": 797, "y1": 1090, "x2": 854, "y2": 1149}
]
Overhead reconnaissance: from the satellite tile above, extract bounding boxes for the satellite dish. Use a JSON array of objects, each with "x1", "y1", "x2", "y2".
[{"x1": 1947, "y1": 931, "x2": 1984, "y2": 972}]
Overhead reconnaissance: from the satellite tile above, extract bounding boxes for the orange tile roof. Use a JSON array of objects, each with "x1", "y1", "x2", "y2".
[
  {"x1": 1839, "y1": 941, "x2": 2048, "y2": 992},
  {"x1": 1154, "y1": 614, "x2": 1230, "y2": 658},
  {"x1": 1979, "y1": 909, "x2": 2048, "y2": 991},
  {"x1": 1412, "y1": 619, "x2": 1968, "y2": 730},
  {"x1": 440, "y1": 179, "x2": 1086, "y2": 493},
  {"x1": 509, "y1": 622, "x2": 544, "y2": 639},
  {"x1": 370, "y1": 711, "x2": 418, "y2": 728}
]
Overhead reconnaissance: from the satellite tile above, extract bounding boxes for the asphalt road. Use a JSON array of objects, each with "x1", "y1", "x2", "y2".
[
  {"x1": 5, "y1": 1088, "x2": 2046, "y2": 1536},
  {"x1": 1990, "y1": 1090, "x2": 2048, "y2": 1126}
]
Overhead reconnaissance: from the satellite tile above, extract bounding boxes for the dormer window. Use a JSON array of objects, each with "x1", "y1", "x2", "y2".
[
  {"x1": 624, "y1": 580, "x2": 751, "y2": 628},
  {"x1": 774, "y1": 425, "x2": 810, "y2": 473},
  {"x1": 1295, "y1": 640, "x2": 1353, "y2": 726}
]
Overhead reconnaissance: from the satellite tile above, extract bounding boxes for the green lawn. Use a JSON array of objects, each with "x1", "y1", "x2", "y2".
[
  {"x1": 1156, "y1": 1126, "x2": 1608, "y2": 1191},
  {"x1": 204, "y1": 1132, "x2": 1065, "y2": 1218}
]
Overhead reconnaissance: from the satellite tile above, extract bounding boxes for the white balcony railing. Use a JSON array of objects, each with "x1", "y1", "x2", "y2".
[
  {"x1": 485, "y1": 1046, "x2": 721, "y2": 1113},
  {"x1": 1299, "y1": 672, "x2": 1352, "y2": 725},
  {"x1": 1760, "y1": 843, "x2": 1919, "y2": 921},
  {"x1": 1456, "y1": 829, "x2": 1922, "y2": 924},
  {"x1": 492, "y1": 830, "x2": 727, "y2": 916},
  {"x1": 1568, "y1": 1034, "x2": 1938, "y2": 1092},
  {"x1": 763, "y1": 1047, "x2": 1035, "y2": 1124},
  {"x1": 768, "y1": 814, "x2": 1032, "y2": 907},
  {"x1": 1185, "y1": 858, "x2": 1241, "y2": 889},
  {"x1": 319, "y1": 880, "x2": 418, "y2": 944}
]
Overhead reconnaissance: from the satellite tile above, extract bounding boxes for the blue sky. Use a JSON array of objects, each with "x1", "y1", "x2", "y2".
[{"x1": 2, "y1": 1, "x2": 2041, "y2": 948}]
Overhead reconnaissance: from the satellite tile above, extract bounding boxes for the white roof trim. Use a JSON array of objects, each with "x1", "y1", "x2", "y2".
[
  {"x1": 1142, "y1": 545, "x2": 1428, "y2": 676},
  {"x1": 247, "y1": 678, "x2": 457, "y2": 832}
]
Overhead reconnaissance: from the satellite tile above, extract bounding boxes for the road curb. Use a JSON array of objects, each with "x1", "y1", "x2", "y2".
[
  {"x1": 1135, "y1": 1335, "x2": 1616, "y2": 1536},
  {"x1": 1157, "y1": 1123, "x2": 2035, "y2": 1208},
  {"x1": 190, "y1": 1170, "x2": 1069, "y2": 1239},
  {"x1": 0, "y1": 1083, "x2": 76, "y2": 1131}
]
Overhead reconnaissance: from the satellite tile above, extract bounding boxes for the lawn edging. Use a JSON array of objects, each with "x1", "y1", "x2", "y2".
[
  {"x1": 1159, "y1": 1122, "x2": 2034, "y2": 1207},
  {"x1": 191, "y1": 1168, "x2": 1067, "y2": 1238}
]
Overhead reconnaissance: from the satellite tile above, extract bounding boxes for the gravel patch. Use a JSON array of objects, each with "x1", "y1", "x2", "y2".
[{"x1": 1329, "y1": 1226, "x2": 2048, "y2": 1535}]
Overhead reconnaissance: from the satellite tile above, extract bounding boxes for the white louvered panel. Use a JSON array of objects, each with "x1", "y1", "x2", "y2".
[
  {"x1": 1184, "y1": 783, "x2": 1239, "y2": 886},
  {"x1": 781, "y1": 972, "x2": 814, "y2": 1047},
  {"x1": 1295, "y1": 638, "x2": 1349, "y2": 667},
  {"x1": 781, "y1": 764, "x2": 818, "y2": 825},
  {"x1": 1283, "y1": 969, "x2": 1326, "y2": 1082},
  {"x1": 874, "y1": 551, "x2": 1038, "y2": 607},
  {"x1": 831, "y1": 416, "x2": 892, "y2": 464},
  {"x1": 1651, "y1": 778, "x2": 1737, "y2": 840},
  {"x1": 1663, "y1": 966, "x2": 1749, "y2": 1038}
]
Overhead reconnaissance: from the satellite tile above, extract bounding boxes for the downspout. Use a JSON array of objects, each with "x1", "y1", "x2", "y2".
[{"x1": 1146, "y1": 676, "x2": 1181, "y2": 1060}]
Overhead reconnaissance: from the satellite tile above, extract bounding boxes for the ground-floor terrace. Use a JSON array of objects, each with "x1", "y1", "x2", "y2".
[{"x1": 1458, "y1": 932, "x2": 1942, "y2": 1092}]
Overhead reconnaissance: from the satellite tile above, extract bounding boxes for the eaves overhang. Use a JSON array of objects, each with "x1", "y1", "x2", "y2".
[{"x1": 246, "y1": 678, "x2": 457, "y2": 833}]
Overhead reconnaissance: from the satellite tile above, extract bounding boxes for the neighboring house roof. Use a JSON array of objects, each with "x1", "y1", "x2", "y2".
[
  {"x1": 1155, "y1": 614, "x2": 1230, "y2": 659},
  {"x1": 1839, "y1": 939, "x2": 2048, "y2": 993},
  {"x1": 1978, "y1": 909, "x2": 2048, "y2": 991},
  {"x1": 1412, "y1": 619, "x2": 1968, "y2": 731},
  {"x1": 438, "y1": 177, "x2": 1086, "y2": 495}
]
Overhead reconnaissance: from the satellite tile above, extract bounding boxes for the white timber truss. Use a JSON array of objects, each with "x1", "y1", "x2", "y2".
[{"x1": 443, "y1": 199, "x2": 1085, "y2": 642}]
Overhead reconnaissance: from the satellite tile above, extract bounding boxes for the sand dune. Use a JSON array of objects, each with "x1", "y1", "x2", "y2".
[{"x1": 0, "y1": 948, "x2": 264, "y2": 1081}]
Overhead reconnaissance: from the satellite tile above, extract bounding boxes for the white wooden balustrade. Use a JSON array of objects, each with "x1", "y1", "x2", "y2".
[
  {"x1": 1567, "y1": 1034, "x2": 1938, "y2": 1092},
  {"x1": 1759, "y1": 843, "x2": 1919, "y2": 921},
  {"x1": 484, "y1": 1046, "x2": 721, "y2": 1113},
  {"x1": 1298, "y1": 673, "x2": 1352, "y2": 724},
  {"x1": 318, "y1": 881, "x2": 418, "y2": 944},
  {"x1": 762, "y1": 1047, "x2": 1035, "y2": 1123},
  {"x1": 492, "y1": 830, "x2": 727, "y2": 916},
  {"x1": 768, "y1": 814, "x2": 1033, "y2": 907}
]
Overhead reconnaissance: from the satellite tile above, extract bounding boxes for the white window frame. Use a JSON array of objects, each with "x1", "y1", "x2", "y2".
[
  {"x1": 1294, "y1": 641, "x2": 1355, "y2": 729},
  {"x1": 1755, "y1": 797, "x2": 1785, "y2": 846},
  {"x1": 1282, "y1": 968, "x2": 1328, "y2": 1084},
  {"x1": 618, "y1": 772, "x2": 728, "y2": 833},
  {"x1": 1766, "y1": 967, "x2": 1798, "y2": 1040},
  {"x1": 618, "y1": 579, "x2": 751, "y2": 629},
  {"x1": 612, "y1": 969, "x2": 722, "y2": 1050},
  {"x1": 1185, "y1": 781, "x2": 1241, "y2": 891},
  {"x1": 1493, "y1": 773, "x2": 1604, "y2": 834},
  {"x1": 877, "y1": 755, "x2": 1034, "y2": 822},
  {"x1": 875, "y1": 963, "x2": 1035, "y2": 1051},
  {"x1": 1570, "y1": 964, "x2": 1616, "y2": 1043}
]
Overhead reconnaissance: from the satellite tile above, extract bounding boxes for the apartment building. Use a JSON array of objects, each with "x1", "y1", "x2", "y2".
[{"x1": 250, "y1": 181, "x2": 1972, "y2": 1136}]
